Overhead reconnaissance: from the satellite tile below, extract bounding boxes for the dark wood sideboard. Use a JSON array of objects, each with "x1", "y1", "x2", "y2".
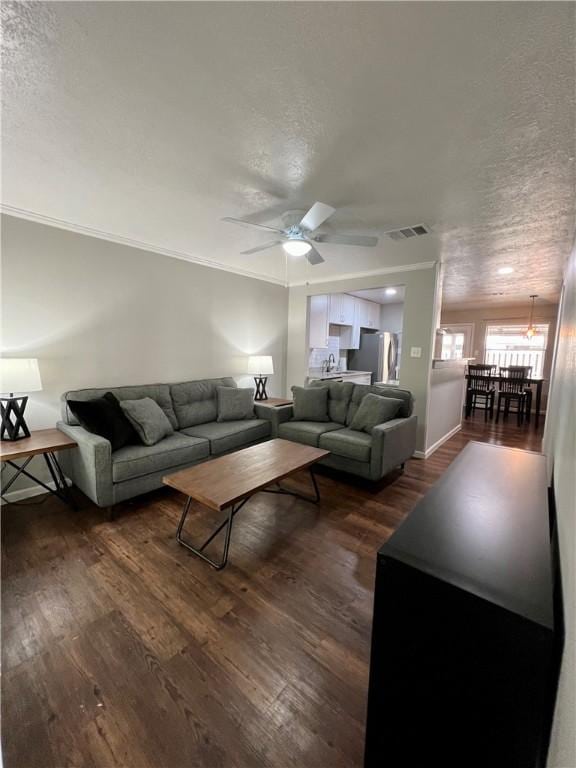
[{"x1": 364, "y1": 441, "x2": 563, "y2": 768}]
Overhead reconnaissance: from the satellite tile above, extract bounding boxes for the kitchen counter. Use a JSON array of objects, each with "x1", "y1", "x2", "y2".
[
  {"x1": 431, "y1": 358, "x2": 475, "y2": 369},
  {"x1": 307, "y1": 369, "x2": 372, "y2": 381}
]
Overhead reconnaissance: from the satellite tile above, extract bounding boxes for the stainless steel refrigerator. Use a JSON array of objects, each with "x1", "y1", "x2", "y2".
[{"x1": 349, "y1": 331, "x2": 401, "y2": 384}]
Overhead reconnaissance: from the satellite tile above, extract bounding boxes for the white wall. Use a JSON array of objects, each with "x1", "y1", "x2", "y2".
[
  {"x1": 1, "y1": 215, "x2": 288, "y2": 492},
  {"x1": 425, "y1": 364, "x2": 467, "y2": 454},
  {"x1": 287, "y1": 264, "x2": 440, "y2": 453},
  {"x1": 544, "y1": 241, "x2": 576, "y2": 768}
]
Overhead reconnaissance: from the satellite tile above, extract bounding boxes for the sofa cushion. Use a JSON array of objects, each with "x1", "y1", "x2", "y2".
[
  {"x1": 182, "y1": 419, "x2": 270, "y2": 455},
  {"x1": 278, "y1": 420, "x2": 343, "y2": 447},
  {"x1": 217, "y1": 386, "x2": 255, "y2": 422},
  {"x1": 120, "y1": 397, "x2": 175, "y2": 446},
  {"x1": 319, "y1": 428, "x2": 372, "y2": 462},
  {"x1": 171, "y1": 378, "x2": 236, "y2": 429},
  {"x1": 346, "y1": 384, "x2": 414, "y2": 425},
  {"x1": 63, "y1": 383, "x2": 178, "y2": 429},
  {"x1": 67, "y1": 392, "x2": 139, "y2": 451},
  {"x1": 112, "y1": 433, "x2": 209, "y2": 483},
  {"x1": 349, "y1": 394, "x2": 404, "y2": 434},
  {"x1": 291, "y1": 386, "x2": 329, "y2": 422},
  {"x1": 309, "y1": 380, "x2": 354, "y2": 424}
]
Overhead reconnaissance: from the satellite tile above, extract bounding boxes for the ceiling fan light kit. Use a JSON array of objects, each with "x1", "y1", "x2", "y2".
[
  {"x1": 283, "y1": 240, "x2": 312, "y2": 256},
  {"x1": 223, "y1": 201, "x2": 379, "y2": 266}
]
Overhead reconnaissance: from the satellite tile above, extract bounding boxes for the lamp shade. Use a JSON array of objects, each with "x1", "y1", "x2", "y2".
[
  {"x1": 0, "y1": 358, "x2": 43, "y2": 394},
  {"x1": 247, "y1": 355, "x2": 274, "y2": 376}
]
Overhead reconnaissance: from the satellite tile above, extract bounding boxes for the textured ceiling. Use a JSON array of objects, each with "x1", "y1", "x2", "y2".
[{"x1": 1, "y1": 1, "x2": 575, "y2": 306}]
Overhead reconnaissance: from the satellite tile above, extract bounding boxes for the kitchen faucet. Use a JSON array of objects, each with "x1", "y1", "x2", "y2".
[{"x1": 320, "y1": 353, "x2": 337, "y2": 375}]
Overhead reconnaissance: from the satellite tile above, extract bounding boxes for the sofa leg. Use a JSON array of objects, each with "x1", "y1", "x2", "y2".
[{"x1": 106, "y1": 506, "x2": 115, "y2": 522}]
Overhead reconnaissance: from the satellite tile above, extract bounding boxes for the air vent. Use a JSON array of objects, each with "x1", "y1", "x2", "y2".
[{"x1": 386, "y1": 223, "x2": 431, "y2": 241}]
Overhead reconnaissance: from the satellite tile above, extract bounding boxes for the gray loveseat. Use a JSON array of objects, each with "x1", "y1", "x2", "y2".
[
  {"x1": 263, "y1": 381, "x2": 417, "y2": 481},
  {"x1": 57, "y1": 378, "x2": 272, "y2": 509}
]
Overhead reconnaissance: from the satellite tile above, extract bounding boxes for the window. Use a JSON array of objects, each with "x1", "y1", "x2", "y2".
[
  {"x1": 439, "y1": 324, "x2": 474, "y2": 360},
  {"x1": 441, "y1": 332, "x2": 465, "y2": 360},
  {"x1": 484, "y1": 324, "x2": 549, "y2": 377}
]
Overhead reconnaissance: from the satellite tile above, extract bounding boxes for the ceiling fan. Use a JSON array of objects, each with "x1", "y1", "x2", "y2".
[{"x1": 222, "y1": 202, "x2": 378, "y2": 265}]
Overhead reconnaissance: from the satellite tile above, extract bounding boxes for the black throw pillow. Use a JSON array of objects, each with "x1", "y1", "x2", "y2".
[{"x1": 67, "y1": 392, "x2": 140, "y2": 451}]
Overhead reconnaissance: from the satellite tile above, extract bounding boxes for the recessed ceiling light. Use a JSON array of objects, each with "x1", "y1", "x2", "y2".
[
  {"x1": 385, "y1": 287, "x2": 397, "y2": 296},
  {"x1": 283, "y1": 240, "x2": 312, "y2": 257},
  {"x1": 497, "y1": 267, "x2": 514, "y2": 275}
]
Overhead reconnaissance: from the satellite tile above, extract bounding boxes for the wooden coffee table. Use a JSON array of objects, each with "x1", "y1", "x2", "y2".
[{"x1": 163, "y1": 438, "x2": 329, "y2": 570}]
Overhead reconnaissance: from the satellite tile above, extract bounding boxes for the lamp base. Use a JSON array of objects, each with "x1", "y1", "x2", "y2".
[
  {"x1": 1, "y1": 395, "x2": 31, "y2": 441},
  {"x1": 253, "y1": 377, "x2": 269, "y2": 401}
]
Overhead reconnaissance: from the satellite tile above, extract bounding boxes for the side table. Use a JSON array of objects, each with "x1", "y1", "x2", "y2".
[{"x1": 1, "y1": 428, "x2": 77, "y2": 508}]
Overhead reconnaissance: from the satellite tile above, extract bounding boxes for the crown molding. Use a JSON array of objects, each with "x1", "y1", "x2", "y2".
[
  {"x1": 1, "y1": 204, "x2": 437, "y2": 290},
  {"x1": 0, "y1": 204, "x2": 287, "y2": 287},
  {"x1": 288, "y1": 260, "x2": 437, "y2": 287}
]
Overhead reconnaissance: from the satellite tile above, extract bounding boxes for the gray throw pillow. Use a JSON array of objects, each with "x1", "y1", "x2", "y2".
[
  {"x1": 291, "y1": 386, "x2": 329, "y2": 422},
  {"x1": 349, "y1": 394, "x2": 404, "y2": 434},
  {"x1": 217, "y1": 387, "x2": 255, "y2": 422},
  {"x1": 120, "y1": 397, "x2": 174, "y2": 446}
]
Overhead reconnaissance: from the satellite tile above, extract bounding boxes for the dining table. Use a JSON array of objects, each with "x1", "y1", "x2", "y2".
[{"x1": 465, "y1": 374, "x2": 546, "y2": 428}]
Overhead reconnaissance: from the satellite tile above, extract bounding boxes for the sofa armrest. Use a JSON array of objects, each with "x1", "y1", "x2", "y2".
[
  {"x1": 254, "y1": 404, "x2": 294, "y2": 438},
  {"x1": 56, "y1": 422, "x2": 113, "y2": 507},
  {"x1": 370, "y1": 414, "x2": 418, "y2": 480}
]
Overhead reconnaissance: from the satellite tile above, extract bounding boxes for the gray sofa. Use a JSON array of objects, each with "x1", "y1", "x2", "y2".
[
  {"x1": 263, "y1": 381, "x2": 417, "y2": 481},
  {"x1": 57, "y1": 378, "x2": 272, "y2": 508}
]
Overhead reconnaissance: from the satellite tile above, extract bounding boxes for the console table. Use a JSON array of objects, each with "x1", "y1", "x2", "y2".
[
  {"x1": 0, "y1": 428, "x2": 77, "y2": 508},
  {"x1": 364, "y1": 441, "x2": 563, "y2": 768}
]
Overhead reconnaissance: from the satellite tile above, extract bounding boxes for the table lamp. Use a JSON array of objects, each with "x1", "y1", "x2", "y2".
[
  {"x1": 0, "y1": 358, "x2": 43, "y2": 440},
  {"x1": 247, "y1": 355, "x2": 274, "y2": 401}
]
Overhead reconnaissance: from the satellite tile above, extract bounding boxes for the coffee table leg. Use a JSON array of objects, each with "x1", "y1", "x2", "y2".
[
  {"x1": 175, "y1": 468, "x2": 320, "y2": 570},
  {"x1": 176, "y1": 496, "x2": 248, "y2": 570},
  {"x1": 263, "y1": 467, "x2": 320, "y2": 504}
]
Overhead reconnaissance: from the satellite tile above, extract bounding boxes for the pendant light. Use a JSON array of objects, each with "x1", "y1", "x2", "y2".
[{"x1": 525, "y1": 295, "x2": 538, "y2": 339}]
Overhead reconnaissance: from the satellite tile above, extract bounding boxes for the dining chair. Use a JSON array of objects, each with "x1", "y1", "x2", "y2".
[
  {"x1": 466, "y1": 364, "x2": 496, "y2": 421},
  {"x1": 504, "y1": 365, "x2": 534, "y2": 423},
  {"x1": 496, "y1": 368, "x2": 529, "y2": 426}
]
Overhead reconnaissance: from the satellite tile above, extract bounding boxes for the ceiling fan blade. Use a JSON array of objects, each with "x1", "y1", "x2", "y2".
[
  {"x1": 300, "y1": 202, "x2": 336, "y2": 232},
  {"x1": 222, "y1": 217, "x2": 284, "y2": 234},
  {"x1": 305, "y1": 245, "x2": 325, "y2": 266},
  {"x1": 313, "y1": 233, "x2": 379, "y2": 247},
  {"x1": 240, "y1": 240, "x2": 283, "y2": 255}
]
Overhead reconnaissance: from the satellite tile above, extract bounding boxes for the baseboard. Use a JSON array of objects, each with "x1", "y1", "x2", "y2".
[
  {"x1": 1, "y1": 478, "x2": 71, "y2": 505},
  {"x1": 413, "y1": 424, "x2": 462, "y2": 460}
]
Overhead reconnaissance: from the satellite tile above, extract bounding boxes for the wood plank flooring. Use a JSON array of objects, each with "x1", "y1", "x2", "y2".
[{"x1": 1, "y1": 413, "x2": 543, "y2": 768}]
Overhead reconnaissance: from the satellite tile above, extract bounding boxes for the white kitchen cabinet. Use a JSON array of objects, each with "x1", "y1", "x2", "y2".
[
  {"x1": 357, "y1": 298, "x2": 369, "y2": 328},
  {"x1": 328, "y1": 294, "x2": 342, "y2": 324},
  {"x1": 329, "y1": 294, "x2": 355, "y2": 325},
  {"x1": 339, "y1": 299, "x2": 360, "y2": 349},
  {"x1": 358, "y1": 298, "x2": 380, "y2": 330},
  {"x1": 368, "y1": 301, "x2": 380, "y2": 329},
  {"x1": 308, "y1": 295, "x2": 330, "y2": 349}
]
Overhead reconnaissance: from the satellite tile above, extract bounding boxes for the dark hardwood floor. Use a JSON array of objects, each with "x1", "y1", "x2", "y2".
[{"x1": 1, "y1": 413, "x2": 543, "y2": 768}]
